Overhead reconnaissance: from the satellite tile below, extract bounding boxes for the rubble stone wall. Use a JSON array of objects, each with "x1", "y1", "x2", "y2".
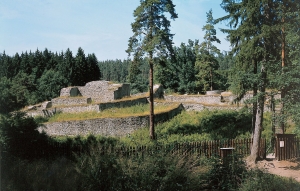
[
  {"x1": 99, "y1": 97, "x2": 148, "y2": 111},
  {"x1": 164, "y1": 95, "x2": 222, "y2": 105},
  {"x1": 51, "y1": 97, "x2": 92, "y2": 106},
  {"x1": 39, "y1": 104, "x2": 184, "y2": 136}
]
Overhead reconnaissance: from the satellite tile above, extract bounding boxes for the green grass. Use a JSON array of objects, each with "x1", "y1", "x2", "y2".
[{"x1": 47, "y1": 103, "x2": 179, "y2": 123}]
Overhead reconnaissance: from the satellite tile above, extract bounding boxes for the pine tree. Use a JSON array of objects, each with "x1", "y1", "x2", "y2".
[
  {"x1": 218, "y1": 0, "x2": 284, "y2": 163},
  {"x1": 73, "y1": 47, "x2": 87, "y2": 86},
  {"x1": 126, "y1": 0, "x2": 178, "y2": 140},
  {"x1": 196, "y1": 9, "x2": 221, "y2": 92}
]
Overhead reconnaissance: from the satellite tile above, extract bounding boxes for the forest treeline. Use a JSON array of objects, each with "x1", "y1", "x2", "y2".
[
  {"x1": 99, "y1": 40, "x2": 233, "y2": 94},
  {"x1": 0, "y1": 44, "x2": 233, "y2": 114},
  {"x1": 0, "y1": 47, "x2": 100, "y2": 113}
]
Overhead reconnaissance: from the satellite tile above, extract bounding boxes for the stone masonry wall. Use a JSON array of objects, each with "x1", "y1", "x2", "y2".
[
  {"x1": 60, "y1": 87, "x2": 81, "y2": 97},
  {"x1": 39, "y1": 104, "x2": 184, "y2": 136},
  {"x1": 77, "y1": 81, "x2": 130, "y2": 102},
  {"x1": 99, "y1": 97, "x2": 148, "y2": 111},
  {"x1": 164, "y1": 95, "x2": 222, "y2": 105},
  {"x1": 26, "y1": 97, "x2": 149, "y2": 117},
  {"x1": 51, "y1": 97, "x2": 92, "y2": 106}
]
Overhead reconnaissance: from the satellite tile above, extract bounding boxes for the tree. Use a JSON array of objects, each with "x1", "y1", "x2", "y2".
[
  {"x1": 126, "y1": 0, "x2": 178, "y2": 139},
  {"x1": 218, "y1": 0, "x2": 283, "y2": 163},
  {"x1": 0, "y1": 112, "x2": 48, "y2": 159},
  {"x1": 0, "y1": 77, "x2": 19, "y2": 114},
  {"x1": 73, "y1": 47, "x2": 87, "y2": 86},
  {"x1": 38, "y1": 70, "x2": 68, "y2": 101},
  {"x1": 156, "y1": 40, "x2": 198, "y2": 94},
  {"x1": 86, "y1": 53, "x2": 101, "y2": 83},
  {"x1": 195, "y1": 9, "x2": 221, "y2": 92}
]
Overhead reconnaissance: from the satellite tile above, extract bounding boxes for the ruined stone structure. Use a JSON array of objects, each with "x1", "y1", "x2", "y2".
[
  {"x1": 39, "y1": 104, "x2": 184, "y2": 136},
  {"x1": 60, "y1": 81, "x2": 130, "y2": 102},
  {"x1": 26, "y1": 81, "x2": 134, "y2": 117},
  {"x1": 25, "y1": 80, "x2": 277, "y2": 137}
]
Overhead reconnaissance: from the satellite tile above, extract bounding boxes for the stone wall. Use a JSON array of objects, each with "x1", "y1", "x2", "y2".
[
  {"x1": 26, "y1": 97, "x2": 149, "y2": 117},
  {"x1": 40, "y1": 104, "x2": 184, "y2": 136},
  {"x1": 164, "y1": 92, "x2": 257, "y2": 105},
  {"x1": 77, "y1": 81, "x2": 130, "y2": 102},
  {"x1": 164, "y1": 95, "x2": 222, "y2": 105},
  {"x1": 98, "y1": 97, "x2": 148, "y2": 111},
  {"x1": 114, "y1": 83, "x2": 130, "y2": 99},
  {"x1": 60, "y1": 87, "x2": 81, "y2": 97},
  {"x1": 51, "y1": 97, "x2": 92, "y2": 106}
]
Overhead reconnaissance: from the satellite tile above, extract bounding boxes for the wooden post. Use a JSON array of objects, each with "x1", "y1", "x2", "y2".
[{"x1": 220, "y1": 147, "x2": 234, "y2": 164}]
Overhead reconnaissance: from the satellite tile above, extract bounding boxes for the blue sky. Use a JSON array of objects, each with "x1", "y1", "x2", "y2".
[{"x1": 0, "y1": 0, "x2": 231, "y2": 61}]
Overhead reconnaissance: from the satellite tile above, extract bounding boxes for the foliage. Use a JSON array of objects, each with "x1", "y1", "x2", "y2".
[
  {"x1": 0, "y1": 48, "x2": 100, "y2": 108},
  {"x1": 0, "y1": 77, "x2": 19, "y2": 114},
  {"x1": 118, "y1": 151, "x2": 201, "y2": 191},
  {"x1": 204, "y1": 154, "x2": 247, "y2": 190},
  {"x1": 0, "y1": 112, "x2": 49, "y2": 159},
  {"x1": 239, "y1": 169, "x2": 300, "y2": 191},
  {"x1": 126, "y1": 0, "x2": 178, "y2": 139},
  {"x1": 2, "y1": 157, "x2": 80, "y2": 191},
  {"x1": 75, "y1": 145, "x2": 127, "y2": 191},
  {"x1": 156, "y1": 110, "x2": 252, "y2": 140},
  {"x1": 199, "y1": 109, "x2": 252, "y2": 139},
  {"x1": 156, "y1": 40, "x2": 198, "y2": 94},
  {"x1": 195, "y1": 9, "x2": 221, "y2": 92}
]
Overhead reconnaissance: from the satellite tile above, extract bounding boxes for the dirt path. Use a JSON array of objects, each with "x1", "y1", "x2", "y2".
[{"x1": 254, "y1": 157, "x2": 300, "y2": 182}]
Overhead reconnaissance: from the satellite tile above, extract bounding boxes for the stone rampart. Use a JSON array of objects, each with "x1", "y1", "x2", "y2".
[
  {"x1": 26, "y1": 97, "x2": 149, "y2": 117},
  {"x1": 60, "y1": 87, "x2": 81, "y2": 97},
  {"x1": 77, "y1": 81, "x2": 130, "y2": 102},
  {"x1": 40, "y1": 104, "x2": 184, "y2": 136},
  {"x1": 164, "y1": 95, "x2": 222, "y2": 105},
  {"x1": 51, "y1": 97, "x2": 92, "y2": 106},
  {"x1": 99, "y1": 97, "x2": 148, "y2": 111}
]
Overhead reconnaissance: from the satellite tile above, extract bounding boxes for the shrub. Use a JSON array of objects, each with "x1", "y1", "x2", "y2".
[
  {"x1": 199, "y1": 109, "x2": 252, "y2": 139},
  {"x1": 203, "y1": 153, "x2": 247, "y2": 190},
  {"x1": 118, "y1": 151, "x2": 203, "y2": 191},
  {"x1": 2, "y1": 157, "x2": 80, "y2": 191},
  {"x1": 0, "y1": 112, "x2": 49, "y2": 159},
  {"x1": 239, "y1": 169, "x2": 300, "y2": 191},
  {"x1": 75, "y1": 145, "x2": 128, "y2": 191}
]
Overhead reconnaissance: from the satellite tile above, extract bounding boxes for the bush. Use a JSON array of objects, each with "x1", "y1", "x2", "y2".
[
  {"x1": 118, "y1": 151, "x2": 203, "y2": 191},
  {"x1": 239, "y1": 169, "x2": 300, "y2": 191},
  {"x1": 0, "y1": 112, "x2": 49, "y2": 159},
  {"x1": 199, "y1": 109, "x2": 252, "y2": 139},
  {"x1": 75, "y1": 145, "x2": 128, "y2": 191},
  {"x1": 203, "y1": 153, "x2": 247, "y2": 190},
  {"x1": 2, "y1": 157, "x2": 80, "y2": 191},
  {"x1": 156, "y1": 110, "x2": 252, "y2": 140}
]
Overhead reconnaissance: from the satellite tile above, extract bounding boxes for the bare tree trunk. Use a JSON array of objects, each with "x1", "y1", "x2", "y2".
[
  {"x1": 252, "y1": 59, "x2": 258, "y2": 138},
  {"x1": 280, "y1": 17, "x2": 286, "y2": 134},
  {"x1": 149, "y1": 52, "x2": 155, "y2": 140},
  {"x1": 248, "y1": 63, "x2": 266, "y2": 163},
  {"x1": 271, "y1": 94, "x2": 276, "y2": 151}
]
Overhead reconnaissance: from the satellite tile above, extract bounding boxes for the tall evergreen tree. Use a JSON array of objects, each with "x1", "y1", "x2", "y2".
[
  {"x1": 196, "y1": 10, "x2": 221, "y2": 92},
  {"x1": 86, "y1": 53, "x2": 101, "y2": 83},
  {"x1": 126, "y1": 0, "x2": 178, "y2": 140},
  {"x1": 73, "y1": 47, "x2": 87, "y2": 86},
  {"x1": 218, "y1": 0, "x2": 283, "y2": 163}
]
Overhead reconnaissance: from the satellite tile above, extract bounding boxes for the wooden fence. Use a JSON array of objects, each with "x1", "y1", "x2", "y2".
[
  {"x1": 275, "y1": 134, "x2": 300, "y2": 161},
  {"x1": 49, "y1": 138, "x2": 266, "y2": 159}
]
